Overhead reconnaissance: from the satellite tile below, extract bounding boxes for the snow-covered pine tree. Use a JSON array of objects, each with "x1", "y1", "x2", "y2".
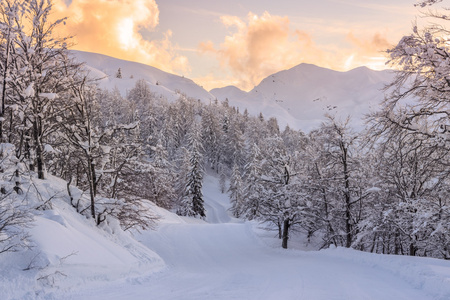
[
  {"x1": 0, "y1": 143, "x2": 33, "y2": 254},
  {"x1": 241, "y1": 143, "x2": 264, "y2": 220},
  {"x1": 147, "y1": 140, "x2": 176, "y2": 209},
  {"x1": 218, "y1": 162, "x2": 227, "y2": 193},
  {"x1": 228, "y1": 163, "x2": 244, "y2": 218},
  {"x1": 178, "y1": 121, "x2": 205, "y2": 218},
  {"x1": 201, "y1": 103, "x2": 223, "y2": 171},
  {"x1": 116, "y1": 68, "x2": 122, "y2": 79},
  {"x1": 226, "y1": 118, "x2": 246, "y2": 170}
]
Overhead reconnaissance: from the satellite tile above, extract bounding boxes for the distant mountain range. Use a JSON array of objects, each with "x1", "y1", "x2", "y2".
[{"x1": 71, "y1": 50, "x2": 394, "y2": 132}]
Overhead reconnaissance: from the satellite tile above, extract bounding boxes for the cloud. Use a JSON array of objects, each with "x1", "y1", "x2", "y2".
[
  {"x1": 198, "y1": 12, "x2": 394, "y2": 90},
  {"x1": 347, "y1": 32, "x2": 391, "y2": 56},
  {"x1": 199, "y1": 12, "x2": 331, "y2": 90},
  {"x1": 53, "y1": 0, "x2": 189, "y2": 74},
  {"x1": 345, "y1": 32, "x2": 392, "y2": 69}
]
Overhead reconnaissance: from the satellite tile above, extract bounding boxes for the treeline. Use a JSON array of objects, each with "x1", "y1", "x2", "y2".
[{"x1": 0, "y1": 0, "x2": 448, "y2": 259}]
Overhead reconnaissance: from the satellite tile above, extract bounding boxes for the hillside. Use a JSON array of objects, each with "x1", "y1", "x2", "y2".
[
  {"x1": 211, "y1": 64, "x2": 395, "y2": 131},
  {"x1": 70, "y1": 50, "x2": 216, "y2": 103},
  {"x1": 71, "y1": 51, "x2": 394, "y2": 132},
  {"x1": 1, "y1": 49, "x2": 448, "y2": 299},
  {"x1": 2, "y1": 171, "x2": 446, "y2": 300}
]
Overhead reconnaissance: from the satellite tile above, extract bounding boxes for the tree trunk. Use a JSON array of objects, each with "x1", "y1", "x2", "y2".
[
  {"x1": 36, "y1": 142, "x2": 44, "y2": 179},
  {"x1": 87, "y1": 157, "x2": 96, "y2": 220},
  {"x1": 282, "y1": 218, "x2": 290, "y2": 249},
  {"x1": 278, "y1": 220, "x2": 282, "y2": 239},
  {"x1": 341, "y1": 141, "x2": 352, "y2": 248},
  {"x1": 33, "y1": 117, "x2": 45, "y2": 179},
  {"x1": 409, "y1": 242, "x2": 417, "y2": 256},
  {"x1": 0, "y1": 27, "x2": 11, "y2": 143}
]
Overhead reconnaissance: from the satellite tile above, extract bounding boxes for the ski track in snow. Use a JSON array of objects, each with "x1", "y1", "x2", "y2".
[{"x1": 66, "y1": 173, "x2": 449, "y2": 300}]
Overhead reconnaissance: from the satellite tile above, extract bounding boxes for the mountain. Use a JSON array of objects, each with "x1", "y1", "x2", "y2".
[
  {"x1": 72, "y1": 50, "x2": 394, "y2": 132},
  {"x1": 211, "y1": 64, "x2": 395, "y2": 131},
  {"x1": 70, "y1": 50, "x2": 216, "y2": 103},
  {"x1": 209, "y1": 85, "x2": 248, "y2": 102}
]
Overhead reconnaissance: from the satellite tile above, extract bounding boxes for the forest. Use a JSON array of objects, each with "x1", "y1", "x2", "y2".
[{"x1": 0, "y1": 0, "x2": 448, "y2": 260}]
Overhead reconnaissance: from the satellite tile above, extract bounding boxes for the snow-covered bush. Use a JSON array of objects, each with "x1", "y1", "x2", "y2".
[{"x1": 0, "y1": 144, "x2": 33, "y2": 254}]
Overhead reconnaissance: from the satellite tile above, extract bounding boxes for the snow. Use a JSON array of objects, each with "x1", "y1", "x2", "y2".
[
  {"x1": 0, "y1": 176, "x2": 164, "y2": 299},
  {"x1": 210, "y1": 85, "x2": 248, "y2": 103},
  {"x1": 70, "y1": 50, "x2": 216, "y2": 104},
  {"x1": 43, "y1": 144, "x2": 59, "y2": 153},
  {"x1": 1, "y1": 53, "x2": 449, "y2": 298},
  {"x1": 211, "y1": 64, "x2": 395, "y2": 132},
  {"x1": 71, "y1": 50, "x2": 395, "y2": 132},
  {"x1": 23, "y1": 83, "x2": 34, "y2": 97},
  {"x1": 39, "y1": 93, "x2": 57, "y2": 100},
  {"x1": 0, "y1": 172, "x2": 449, "y2": 299}
]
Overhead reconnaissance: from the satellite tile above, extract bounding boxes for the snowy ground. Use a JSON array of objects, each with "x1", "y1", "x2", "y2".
[
  {"x1": 1, "y1": 173, "x2": 450, "y2": 300},
  {"x1": 68, "y1": 173, "x2": 450, "y2": 300}
]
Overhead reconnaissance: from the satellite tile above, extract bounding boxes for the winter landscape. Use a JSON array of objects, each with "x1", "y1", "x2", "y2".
[{"x1": 0, "y1": 0, "x2": 449, "y2": 299}]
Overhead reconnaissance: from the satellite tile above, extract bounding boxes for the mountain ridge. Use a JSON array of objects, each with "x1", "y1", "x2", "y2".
[
  {"x1": 211, "y1": 64, "x2": 394, "y2": 131},
  {"x1": 71, "y1": 50, "x2": 394, "y2": 131}
]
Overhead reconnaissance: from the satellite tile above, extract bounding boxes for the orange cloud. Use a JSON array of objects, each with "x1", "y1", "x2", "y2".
[
  {"x1": 347, "y1": 32, "x2": 391, "y2": 56},
  {"x1": 345, "y1": 32, "x2": 392, "y2": 70},
  {"x1": 53, "y1": 0, "x2": 189, "y2": 74},
  {"x1": 198, "y1": 12, "x2": 394, "y2": 90},
  {"x1": 199, "y1": 12, "x2": 330, "y2": 90}
]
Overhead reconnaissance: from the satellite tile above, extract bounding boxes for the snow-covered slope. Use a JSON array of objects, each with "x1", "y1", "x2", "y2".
[
  {"x1": 68, "y1": 173, "x2": 450, "y2": 300},
  {"x1": 71, "y1": 50, "x2": 393, "y2": 132},
  {"x1": 0, "y1": 175, "x2": 167, "y2": 299},
  {"x1": 211, "y1": 64, "x2": 395, "y2": 131},
  {"x1": 70, "y1": 50, "x2": 216, "y2": 103},
  {"x1": 210, "y1": 85, "x2": 248, "y2": 103},
  {"x1": 1, "y1": 170, "x2": 449, "y2": 299}
]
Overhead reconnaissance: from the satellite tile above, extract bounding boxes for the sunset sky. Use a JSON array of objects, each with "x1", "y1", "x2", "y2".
[{"x1": 54, "y1": 0, "x2": 421, "y2": 91}]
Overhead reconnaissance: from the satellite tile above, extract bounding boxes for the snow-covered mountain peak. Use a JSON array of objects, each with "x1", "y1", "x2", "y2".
[
  {"x1": 71, "y1": 50, "x2": 394, "y2": 132},
  {"x1": 212, "y1": 62, "x2": 395, "y2": 131},
  {"x1": 70, "y1": 50, "x2": 216, "y2": 103}
]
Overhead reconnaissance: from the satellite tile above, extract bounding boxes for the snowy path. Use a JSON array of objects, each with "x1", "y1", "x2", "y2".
[
  {"x1": 68, "y1": 175, "x2": 447, "y2": 300},
  {"x1": 71, "y1": 222, "x2": 436, "y2": 300}
]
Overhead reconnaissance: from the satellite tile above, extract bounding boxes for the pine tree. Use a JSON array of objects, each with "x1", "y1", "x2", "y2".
[
  {"x1": 229, "y1": 163, "x2": 244, "y2": 217},
  {"x1": 242, "y1": 143, "x2": 264, "y2": 220},
  {"x1": 178, "y1": 121, "x2": 205, "y2": 218},
  {"x1": 116, "y1": 68, "x2": 122, "y2": 79},
  {"x1": 148, "y1": 141, "x2": 176, "y2": 209},
  {"x1": 219, "y1": 163, "x2": 227, "y2": 193}
]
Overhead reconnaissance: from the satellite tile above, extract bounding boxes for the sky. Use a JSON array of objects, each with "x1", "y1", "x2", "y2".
[{"x1": 53, "y1": 0, "x2": 421, "y2": 91}]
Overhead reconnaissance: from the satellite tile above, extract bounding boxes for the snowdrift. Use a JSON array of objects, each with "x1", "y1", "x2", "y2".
[
  {"x1": 0, "y1": 175, "x2": 168, "y2": 299},
  {"x1": 1, "y1": 171, "x2": 449, "y2": 300}
]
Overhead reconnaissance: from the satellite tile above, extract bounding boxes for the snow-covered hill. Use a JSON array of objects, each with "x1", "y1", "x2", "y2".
[
  {"x1": 70, "y1": 50, "x2": 216, "y2": 103},
  {"x1": 211, "y1": 64, "x2": 395, "y2": 131},
  {"x1": 71, "y1": 51, "x2": 394, "y2": 132},
  {"x1": 67, "y1": 173, "x2": 450, "y2": 300},
  {"x1": 210, "y1": 85, "x2": 248, "y2": 103},
  {"x1": 1, "y1": 168, "x2": 449, "y2": 299}
]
